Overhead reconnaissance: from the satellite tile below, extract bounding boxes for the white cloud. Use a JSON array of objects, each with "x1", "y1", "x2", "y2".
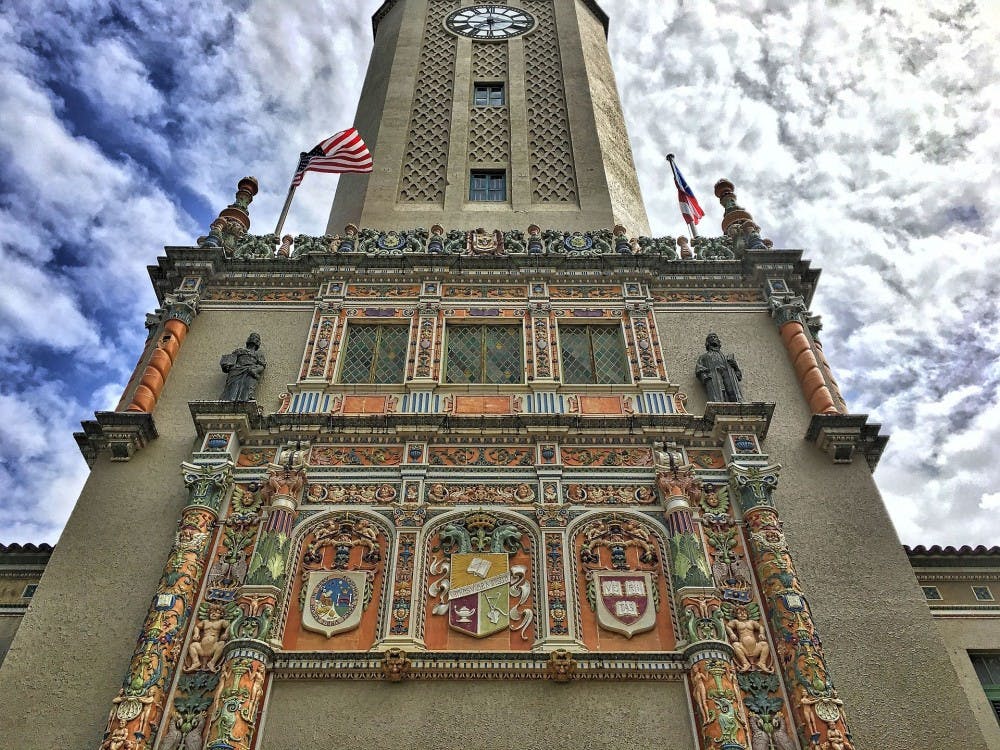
[{"x1": 0, "y1": 1, "x2": 998, "y2": 550}]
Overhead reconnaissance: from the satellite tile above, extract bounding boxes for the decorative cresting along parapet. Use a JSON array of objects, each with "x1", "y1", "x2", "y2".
[
  {"x1": 197, "y1": 176, "x2": 261, "y2": 254},
  {"x1": 99, "y1": 462, "x2": 232, "y2": 750},
  {"x1": 201, "y1": 452, "x2": 306, "y2": 750},
  {"x1": 656, "y1": 449, "x2": 751, "y2": 750},
  {"x1": 213, "y1": 223, "x2": 738, "y2": 261},
  {"x1": 728, "y1": 463, "x2": 856, "y2": 750}
]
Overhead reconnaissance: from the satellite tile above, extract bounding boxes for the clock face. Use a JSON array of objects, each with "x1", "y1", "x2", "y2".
[{"x1": 445, "y1": 5, "x2": 535, "y2": 40}]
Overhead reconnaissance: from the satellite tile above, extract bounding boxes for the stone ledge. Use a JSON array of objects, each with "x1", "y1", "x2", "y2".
[
  {"x1": 74, "y1": 411, "x2": 158, "y2": 466},
  {"x1": 805, "y1": 413, "x2": 888, "y2": 470},
  {"x1": 186, "y1": 401, "x2": 775, "y2": 443}
]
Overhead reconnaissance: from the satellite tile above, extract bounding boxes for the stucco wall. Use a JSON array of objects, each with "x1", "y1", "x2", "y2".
[
  {"x1": 261, "y1": 679, "x2": 696, "y2": 750},
  {"x1": 0, "y1": 308, "x2": 312, "y2": 749},
  {"x1": 657, "y1": 309, "x2": 990, "y2": 749},
  {"x1": 934, "y1": 617, "x2": 1000, "y2": 749}
]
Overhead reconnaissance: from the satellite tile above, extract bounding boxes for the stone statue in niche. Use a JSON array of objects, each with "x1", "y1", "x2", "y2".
[
  {"x1": 695, "y1": 333, "x2": 744, "y2": 402},
  {"x1": 219, "y1": 332, "x2": 266, "y2": 401}
]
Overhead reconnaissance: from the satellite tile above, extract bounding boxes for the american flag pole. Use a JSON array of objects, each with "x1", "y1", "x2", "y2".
[
  {"x1": 666, "y1": 154, "x2": 699, "y2": 239},
  {"x1": 273, "y1": 177, "x2": 298, "y2": 237}
]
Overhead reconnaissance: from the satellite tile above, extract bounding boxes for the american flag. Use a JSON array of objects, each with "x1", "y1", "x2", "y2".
[
  {"x1": 291, "y1": 128, "x2": 373, "y2": 186},
  {"x1": 669, "y1": 158, "x2": 705, "y2": 225}
]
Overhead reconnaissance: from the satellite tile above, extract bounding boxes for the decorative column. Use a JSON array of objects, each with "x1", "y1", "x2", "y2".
[
  {"x1": 713, "y1": 179, "x2": 770, "y2": 252},
  {"x1": 201, "y1": 454, "x2": 306, "y2": 750},
  {"x1": 408, "y1": 281, "x2": 442, "y2": 385},
  {"x1": 99, "y1": 462, "x2": 233, "y2": 750},
  {"x1": 767, "y1": 292, "x2": 840, "y2": 416},
  {"x1": 729, "y1": 463, "x2": 856, "y2": 750},
  {"x1": 125, "y1": 289, "x2": 201, "y2": 413},
  {"x1": 196, "y1": 177, "x2": 259, "y2": 252},
  {"x1": 656, "y1": 450, "x2": 751, "y2": 750}
]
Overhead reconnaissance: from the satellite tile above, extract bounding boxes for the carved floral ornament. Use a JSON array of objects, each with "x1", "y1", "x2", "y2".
[{"x1": 207, "y1": 223, "x2": 740, "y2": 261}]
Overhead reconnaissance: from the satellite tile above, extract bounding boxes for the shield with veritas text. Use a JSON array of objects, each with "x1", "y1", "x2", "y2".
[
  {"x1": 593, "y1": 570, "x2": 655, "y2": 638},
  {"x1": 448, "y1": 553, "x2": 511, "y2": 637}
]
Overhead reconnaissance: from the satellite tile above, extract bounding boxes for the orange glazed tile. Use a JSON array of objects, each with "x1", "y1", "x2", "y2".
[
  {"x1": 578, "y1": 396, "x2": 625, "y2": 415},
  {"x1": 453, "y1": 395, "x2": 513, "y2": 415},
  {"x1": 342, "y1": 395, "x2": 389, "y2": 414}
]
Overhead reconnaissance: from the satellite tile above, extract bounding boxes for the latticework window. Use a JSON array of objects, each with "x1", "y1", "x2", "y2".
[
  {"x1": 339, "y1": 324, "x2": 408, "y2": 384},
  {"x1": 446, "y1": 325, "x2": 522, "y2": 384},
  {"x1": 559, "y1": 325, "x2": 629, "y2": 384}
]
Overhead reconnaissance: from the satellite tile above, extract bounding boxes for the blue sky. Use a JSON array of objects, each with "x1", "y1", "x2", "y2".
[{"x1": 1, "y1": 0, "x2": 998, "y2": 546}]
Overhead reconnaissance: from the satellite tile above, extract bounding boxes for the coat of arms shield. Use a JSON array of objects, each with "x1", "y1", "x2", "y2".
[
  {"x1": 301, "y1": 570, "x2": 368, "y2": 638},
  {"x1": 593, "y1": 570, "x2": 656, "y2": 638},
  {"x1": 448, "y1": 553, "x2": 511, "y2": 637}
]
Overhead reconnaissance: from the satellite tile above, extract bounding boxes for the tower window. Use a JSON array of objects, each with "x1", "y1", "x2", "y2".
[
  {"x1": 921, "y1": 586, "x2": 942, "y2": 601},
  {"x1": 559, "y1": 325, "x2": 630, "y2": 384},
  {"x1": 474, "y1": 83, "x2": 505, "y2": 107},
  {"x1": 470, "y1": 171, "x2": 506, "y2": 202},
  {"x1": 445, "y1": 325, "x2": 522, "y2": 384},
  {"x1": 339, "y1": 324, "x2": 408, "y2": 384},
  {"x1": 973, "y1": 586, "x2": 995, "y2": 602},
  {"x1": 22, "y1": 584, "x2": 38, "y2": 598}
]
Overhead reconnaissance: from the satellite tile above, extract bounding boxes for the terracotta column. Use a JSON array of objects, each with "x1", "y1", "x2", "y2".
[
  {"x1": 201, "y1": 458, "x2": 306, "y2": 750},
  {"x1": 99, "y1": 462, "x2": 233, "y2": 750},
  {"x1": 125, "y1": 291, "x2": 200, "y2": 413},
  {"x1": 767, "y1": 294, "x2": 841, "y2": 415},
  {"x1": 729, "y1": 463, "x2": 856, "y2": 750},
  {"x1": 656, "y1": 452, "x2": 751, "y2": 750}
]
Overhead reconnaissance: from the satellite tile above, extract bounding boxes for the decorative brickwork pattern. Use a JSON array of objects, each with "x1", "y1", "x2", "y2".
[
  {"x1": 398, "y1": 0, "x2": 460, "y2": 203},
  {"x1": 469, "y1": 42, "x2": 510, "y2": 163},
  {"x1": 523, "y1": 0, "x2": 578, "y2": 203}
]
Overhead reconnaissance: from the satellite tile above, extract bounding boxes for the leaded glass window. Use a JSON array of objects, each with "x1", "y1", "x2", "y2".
[
  {"x1": 446, "y1": 325, "x2": 522, "y2": 384},
  {"x1": 339, "y1": 324, "x2": 408, "y2": 384},
  {"x1": 559, "y1": 325, "x2": 629, "y2": 384},
  {"x1": 470, "y1": 171, "x2": 506, "y2": 201}
]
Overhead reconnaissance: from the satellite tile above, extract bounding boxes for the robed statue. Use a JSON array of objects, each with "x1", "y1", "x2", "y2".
[
  {"x1": 219, "y1": 332, "x2": 266, "y2": 401},
  {"x1": 695, "y1": 333, "x2": 744, "y2": 402}
]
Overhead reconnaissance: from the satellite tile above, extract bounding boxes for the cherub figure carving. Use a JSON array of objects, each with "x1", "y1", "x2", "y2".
[
  {"x1": 725, "y1": 604, "x2": 773, "y2": 673},
  {"x1": 183, "y1": 602, "x2": 232, "y2": 672}
]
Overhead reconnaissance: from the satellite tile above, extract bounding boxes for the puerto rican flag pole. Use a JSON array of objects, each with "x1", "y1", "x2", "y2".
[
  {"x1": 274, "y1": 128, "x2": 374, "y2": 236},
  {"x1": 666, "y1": 154, "x2": 705, "y2": 239}
]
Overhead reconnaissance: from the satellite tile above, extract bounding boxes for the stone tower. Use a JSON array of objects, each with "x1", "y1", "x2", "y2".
[
  {"x1": 329, "y1": 0, "x2": 649, "y2": 233},
  {"x1": 0, "y1": 2, "x2": 991, "y2": 750}
]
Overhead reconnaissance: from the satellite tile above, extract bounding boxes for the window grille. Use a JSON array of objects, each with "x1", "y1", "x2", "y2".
[
  {"x1": 559, "y1": 325, "x2": 629, "y2": 384},
  {"x1": 446, "y1": 325, "x2": 522, "y2": 384},
  {"x1": 339, "y1": 324, "x2": 408, "y2": 384},
  {"x1": 970, "y1": 654, "x2": 1000, "y2": 724}
]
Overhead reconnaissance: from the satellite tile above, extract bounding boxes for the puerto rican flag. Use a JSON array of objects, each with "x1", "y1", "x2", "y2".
[
  {"x1": 291, "y1": 128, "x2": 373, "y2": 187},
  {"x1": 669, "y1": 159, "x2": 704, "y2": 225}
]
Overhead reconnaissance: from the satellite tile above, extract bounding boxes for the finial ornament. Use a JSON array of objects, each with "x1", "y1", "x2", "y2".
[
  {"x1": 714, "y1": 178, "x2": 770, "y2": 251},
  {"x1": 197, "y1": 176, "x2": 259, "y2": 249}
]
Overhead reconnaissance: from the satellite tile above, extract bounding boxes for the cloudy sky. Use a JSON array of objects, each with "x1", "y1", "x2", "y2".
[{"x1": 1, "y1": 0, "x2": 997, "y2": 546}]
